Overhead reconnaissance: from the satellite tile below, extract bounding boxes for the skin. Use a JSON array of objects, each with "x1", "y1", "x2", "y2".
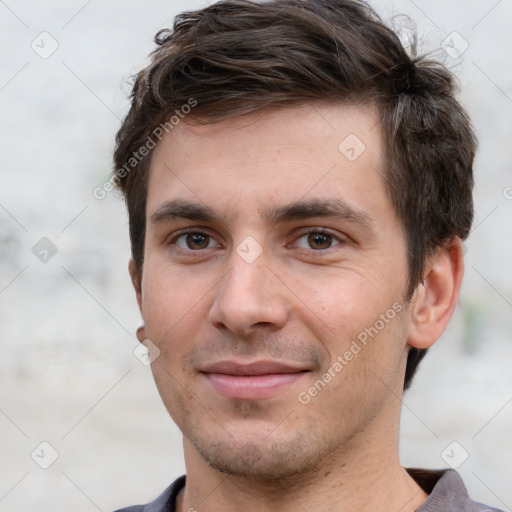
[{"x1": 130, "y1": 103, "x2": 464, "y2": 512}]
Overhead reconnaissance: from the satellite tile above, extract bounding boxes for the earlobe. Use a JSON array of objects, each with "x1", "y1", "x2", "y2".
[
  {"x1": 128, "y1": 258, "x2": 143, "y2": 313},
  {"x1": 129, "y1": 259, "x2": 147, "y2": 344},
  {"x1": 407, "y1": 237, "x2": 464, "y2": 350},
  {"x1": 136, "y1": 325, "x2": 148, "y2": 343}
]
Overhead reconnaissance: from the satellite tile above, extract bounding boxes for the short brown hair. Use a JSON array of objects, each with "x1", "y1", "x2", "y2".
[{"x1": 113, "y1": 0, "x2": 476, "y2": 390}]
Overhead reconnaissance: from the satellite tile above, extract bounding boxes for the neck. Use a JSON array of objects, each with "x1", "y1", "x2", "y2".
[{"x1": 177, "y1": 404, "x2": 427, "y2": 512}]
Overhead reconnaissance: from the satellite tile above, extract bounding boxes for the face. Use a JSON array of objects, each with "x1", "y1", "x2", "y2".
[{"x1": 135, "y1": 104, "x2": 413, "y2": 480}]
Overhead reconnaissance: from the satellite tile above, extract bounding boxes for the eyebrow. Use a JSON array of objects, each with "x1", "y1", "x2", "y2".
[
  {"x1": 150, "y1": 198, "x2": 374, "y2": 231},
  {"x1": 264, "y1": 199, "x2": 374, "y2": 230},
  {"x1": 150, "y1": 199, "x2": 220, "y2": 224}
]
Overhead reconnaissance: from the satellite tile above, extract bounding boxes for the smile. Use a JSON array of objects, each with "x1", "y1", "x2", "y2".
[{"x1": 200, "y1": 360, "x2": 309, "y2": 400}]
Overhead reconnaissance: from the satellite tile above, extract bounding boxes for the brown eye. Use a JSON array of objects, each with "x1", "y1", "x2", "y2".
[
  {"x1": 185, "y1": 232, "x2": 210, "y2": 249},
  {"x1": 307, "y1": 232, "x2": 333, "y2": 250},
  {"x1": 172, "y1": 230, "x2": 221, "y2": 253}
]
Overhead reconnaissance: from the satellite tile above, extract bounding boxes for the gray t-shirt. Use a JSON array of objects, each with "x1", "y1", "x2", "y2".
[{"x1": 114, "y1": 469, "x2": 505, "y2": 512}]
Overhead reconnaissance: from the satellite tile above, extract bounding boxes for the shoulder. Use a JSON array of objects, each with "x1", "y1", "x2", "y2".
[
  {"x1": 112, "y1": 475, "x2": 186, "y2": 512},
  {"x1": 408, "y1": 468, "x2": 505, "y2": 512}
]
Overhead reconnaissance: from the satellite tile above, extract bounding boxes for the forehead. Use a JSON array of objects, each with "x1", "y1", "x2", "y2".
[{"x1": 146, "y1": 103, "x2": 387, "y2": 219}]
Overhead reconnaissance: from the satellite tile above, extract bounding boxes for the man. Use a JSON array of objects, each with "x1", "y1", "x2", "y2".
[{"x1": 111, "y1": 1, "x2": 501, "y2": 511}]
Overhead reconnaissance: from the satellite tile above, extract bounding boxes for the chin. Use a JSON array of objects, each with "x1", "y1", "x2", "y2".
[{"x1": 186, "y1": 422, "x2": 341, "y2": 482}]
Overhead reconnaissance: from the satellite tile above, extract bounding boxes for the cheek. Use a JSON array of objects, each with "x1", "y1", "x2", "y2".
[
  {"x1": 142, "y1": 266, "x2": 210, "y2": 425},
  {"x1": 296, "y1": 272, "x2": 409, "y2": 388},
  {"x1": 305, "y1": 306, "x2": 409, "y2": 419},
  {"x1": 293, "y1": 270, "x2": 403, "y2": 339},
  {"x1": 140, "y1": 263, "x2": 213, "y2": 352}
]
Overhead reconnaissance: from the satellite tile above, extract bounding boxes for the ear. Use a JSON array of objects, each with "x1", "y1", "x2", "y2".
[
  {"x1": 129, "y1": 259, "x2": 148, "y2": 343},
  {"x1": 128, "y1": 258, "x2": 143, "y2": 314},
  {"x1": 407, "y1": 237, "x2": 464, "y2": 350}
]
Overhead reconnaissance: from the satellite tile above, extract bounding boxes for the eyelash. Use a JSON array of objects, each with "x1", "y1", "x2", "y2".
[
  {"x1": 168, "y1": 228, "x2": 346, "y2": 254},
  {"x1": 291, "y1": 228, "x2": 344, "y2": 251},
  {"x1": 170, "y1": 229, "x2": 221, "y2": 252}
]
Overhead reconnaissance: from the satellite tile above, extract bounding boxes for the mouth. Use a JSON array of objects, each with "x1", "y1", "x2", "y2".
[{"x1": 199, "y1": 360, "x2": 310, "y2": 400}]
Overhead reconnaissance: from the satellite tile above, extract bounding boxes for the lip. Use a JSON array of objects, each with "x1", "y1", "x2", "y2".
[{"x1": 200, "y1": 360, "x2": 309, "y2": 399}]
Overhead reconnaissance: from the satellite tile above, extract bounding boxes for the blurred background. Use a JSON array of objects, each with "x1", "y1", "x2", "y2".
[{"x1": 0, "y1": 0, "x2": 511, "y2": 510}]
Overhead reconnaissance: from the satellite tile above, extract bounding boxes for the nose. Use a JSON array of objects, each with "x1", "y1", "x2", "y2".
[{"x1": 208, "y1": 249, "x2": 290, "y2": 337}]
